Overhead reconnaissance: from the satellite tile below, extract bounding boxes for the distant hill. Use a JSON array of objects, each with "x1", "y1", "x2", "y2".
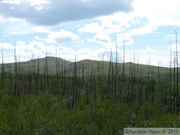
[
  {"x1": 0, "y1": 56, "x2": 174, "y2": 80},
  {"x1": 0, "y1": 56, "x2": 70, "y2": 75}
]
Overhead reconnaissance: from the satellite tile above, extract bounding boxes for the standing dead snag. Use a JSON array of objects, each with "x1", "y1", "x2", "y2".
[
  {"x1": 113, "y1": 36, "x2": 118, "y2": 102},
  {"x1": 121, "y1": 35, "x2": 126, "y2": 103},
  {"x1": 173, "y1": 54, "x2": 176, "y2": 111},
  {"x1": 175, "y1": 30, "x2": 179, "y2": 114},
  {"x1": 1, "y1": 47, "x2": 5, "y2": 93},
  {"x1": 107, "y1": 50, "x2": 114, "y2": 100},
  {"x1": 14, "y1": 44, "x2": 18, "y2": 95},
  {"x1": 168, "y1": 46, "x2": 172, "y2": 112},
  {"x1": 72, "y1": 55, "x2": 78, "y2": 107}
]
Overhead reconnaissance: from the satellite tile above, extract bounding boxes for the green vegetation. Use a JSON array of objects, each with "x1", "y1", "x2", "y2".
[
  {"x1": 0, "y1": 93, "x2": 179, "y2": 135},
  {"x1": 0, "y1": 51, "x2": 179, "y2": 134},
  {"x1": 0, "y1": 56, "x2": 170, "y2": 78}
]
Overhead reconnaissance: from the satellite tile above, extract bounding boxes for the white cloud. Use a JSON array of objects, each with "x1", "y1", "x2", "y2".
[
  {"x1": 32, "y1": 26, "x2": 50, "y2": 33},
  {"x1": 45, "y1": 30, "x2": 80, "y2": 44},
  {"x1": 78, "y1": 12, "x2": 136, "y2": 35},
  {"x1": 0, "y1": 41, "x2": 76, "y2": 62},
  {"x1": 137, "y1": 47, "x2": 169, "y2": 67},
  {"x1": 167, "y1": 44, "x2": 180, "y2": 53},
  {"x1": 0, "y1": 0, "x2": 133, "y2": 25},
  {"x1": 28, "y1": 0, "x2": 49, "y2": 6},
  {"x1": 0, "y1": 40, "x2": 121, "y2": 63},
  {"x1": 1, "y1": 18, "x2": 51, "y2": 36},
  {"x1": 1, "y1": 18, "x2": 31, "y2": 36},
  {"x1": 132, "y1": 0, "x2": 180, "y2": 32},
  {"x1": 120, "y1": 45, "x2": 171, "y2": 67},
  {"x1": 28, "y1": 0, "x2": 49, "y2": 10},
  {"x1": 15, "y1": 41, "x2": 45, "y2": 57},
  {"x1": 78, "y1": 0, "x2": 179, "y2": 37},
  {"x1": 128, "y1": 24, "x2": 157, "y2": 36},
  {"x1": 163, "y1": 34, "x2": 180, "y2": 42},
  {"x1": 34, "y1": 36, "x2": 43, "y2": 41},
  {"x1": 77, "y1": 9, "x2": 160, "y2": 37},
  {"x1": 116, "y1": 34, "x2": 134, "y2": 45},
  {"x1": 78, "y1": 21, "x2": 122, "y2": 35},
  {"x1": 0, "y1": 0, "x2": 179, "y2": 68},
  {"x1": 0, "y1": 39, "x2": 171, "y2": 67},
  {"x1": 88, "y1": 34, "x2": 112, "y2": 45},
  {"x1": 98, "y1": 12, "x2": 137, "y2": 30},
  {"x1": 145, "y1": 46, "x2": 156, "y2": 54},
  {"x1": 0, "y1": 42, "x2": 14, "y2": 49},
  {"x1": 1, "y1": 0, "x2": 21, "y2": 5},
  {"x1": 76, "y1": 48, "x2": 107, "y2": 61},
  {"x1": 78, "y1": 23, "x2": 102, "y2": 34}
]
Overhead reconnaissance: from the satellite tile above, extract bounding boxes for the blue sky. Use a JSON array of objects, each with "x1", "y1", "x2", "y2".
[{"x1": 0, "y1": 0, "x2": 180, "y2": 67}]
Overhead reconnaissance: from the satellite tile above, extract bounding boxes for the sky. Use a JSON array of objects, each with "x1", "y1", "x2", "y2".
[{"x1": 0, "y1": 0, "x2": 180, "y2": 67}]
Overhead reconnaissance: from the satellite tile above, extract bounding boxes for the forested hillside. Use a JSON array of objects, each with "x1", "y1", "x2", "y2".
[{"x1": 0, "y1": 56, "x2": 179, "y2": 134}]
